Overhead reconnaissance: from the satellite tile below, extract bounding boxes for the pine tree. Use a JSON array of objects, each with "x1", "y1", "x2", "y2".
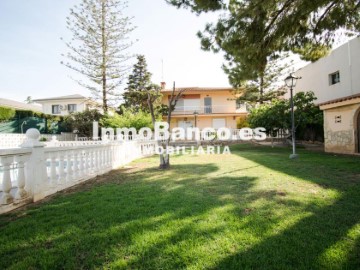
[
  {"x1": 167, "y1": 0, "x2": 360, "y2": 84},
  {"x1": 24, "y1": 96, "x2": 33, "y2": 104},
  {"x1": 229, "y1": 53, "x2": 293, "y2": 105},
  {"x1": 123, "y1": 55, "x2": 153, "y2": 112},
  {"x1": 62, "y1": 0, "x2": 135, "y2": 113}
]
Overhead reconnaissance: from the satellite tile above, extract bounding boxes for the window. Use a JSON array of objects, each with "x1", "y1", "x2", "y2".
[
  {"x1": 68, "y1": 104, "x2": 77, "y2": 113},
  {"x1": 236, "y1": 100, "x2": 243, "y2": 109},
  {"x1": 204, "y1": 97, "x2": 212, "y2": 114},
  {"x1": 184, "y1": 99, "x2": 201, "y2": 112},
  {"x1": 52, "y1": 105, "x2": 61, "y2": 114},
  {"x1": 329, "y1": 71, "x2": 340, "y2": 85}
]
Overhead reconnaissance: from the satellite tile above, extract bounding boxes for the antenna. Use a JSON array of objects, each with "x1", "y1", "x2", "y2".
[{"x1": 161, "y1": 59, "x2": 164, "y2": 81}]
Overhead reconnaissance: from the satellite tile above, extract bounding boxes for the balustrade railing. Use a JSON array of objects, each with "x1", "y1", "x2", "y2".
[
  {"x1": 172, "y1": 105, "x2": 248, "y2": 115},
  {"x1": 0, "y1": 129, "x2": 157, "y2": 214}
]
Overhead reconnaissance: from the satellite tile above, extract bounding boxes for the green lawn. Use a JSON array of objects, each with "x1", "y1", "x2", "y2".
[{"x1": 1, "y1": 144, "x2": 360, "y2": 269}]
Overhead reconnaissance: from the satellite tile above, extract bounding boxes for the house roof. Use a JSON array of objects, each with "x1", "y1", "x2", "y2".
[
  {"x1": 33, "y1": 94, "x2": 87, "y2": 102},
  {"x1": 318, "y1": 93, "x2": 360, "y2": 107},
  {"x1": 0, "y1": 98, "x2": 42, "y2": 112},
  {"x1": 161, "y1": 87, "x2": 235, "y2": 93}
]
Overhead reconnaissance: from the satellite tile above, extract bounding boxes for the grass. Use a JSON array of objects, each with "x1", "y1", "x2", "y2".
[{"x1": 1, "y1": 144, "x2": 360, "y2": 269}]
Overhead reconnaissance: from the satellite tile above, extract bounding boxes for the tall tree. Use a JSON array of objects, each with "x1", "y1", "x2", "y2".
[
  {"x1": 123, "y1": 55, "x2": 160, "y2": 112},
  {"x1": 62, "y1": 0, "x2": 135, "y2": 113},
  {"x1": 147, "y1": 82, "x2": 186, "y2": 169},
  {"x1": 167, "y1": 0, "x2": 360, "y2": 85},
  {"x1": 231, "y1": 53, "x2": 293, "y2": 105},
  {"x1": 24, "y1": 96, "x2": 33, "y2": 104}
]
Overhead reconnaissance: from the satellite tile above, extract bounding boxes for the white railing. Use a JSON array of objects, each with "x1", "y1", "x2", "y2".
[
  {"x1": 0, "y1": 132, "x2": 76, "y2": 149},
  {"x1": 172, "y1": 105, "x2": 248, "y2": 115},
  {"x1": 0, "y1": 129, "x2": 157, "y2": 214}
]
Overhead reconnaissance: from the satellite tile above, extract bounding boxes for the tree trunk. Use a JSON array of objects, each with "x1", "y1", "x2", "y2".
[
  {"x1": 259, "y1": 75, "x2": 264, "y2": 104},
  {"x1": 159, "y1": 139, "x2": 170, "y2": 169},
  {"x1": 147, "y1": 96, "x2": 156, "y2": 127},
  {"x1": 101, "y1": 0, "x2": 108, "y2": 113},
  {"x1": 159, "y1": 153, "x2": 170, "y2": 169}
]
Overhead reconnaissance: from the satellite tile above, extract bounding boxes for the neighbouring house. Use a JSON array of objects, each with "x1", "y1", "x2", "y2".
[
  {"x1": 33, "y1": 94, "x2": 101, "y2": 116},
  {"x1": 0, "y1": 98, "x2": 42, "y2": 112},
  {"x1": 161, "y1": 83, "x2": 248, "y2": 130},
  {"x1": 293, "y1": 37, "x2": 360, "y2": 154},
  {"x1": 319, "y1": 94, "x2": 360, "y2": 154}
]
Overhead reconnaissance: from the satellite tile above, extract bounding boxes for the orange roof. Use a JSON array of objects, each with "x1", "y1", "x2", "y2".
[{"x1": 318, "y1": 93, "x2": 360, "y2": 107}]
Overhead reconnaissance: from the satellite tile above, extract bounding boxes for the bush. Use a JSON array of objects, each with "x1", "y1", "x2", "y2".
[
  {"x1": 248, "y1": 91, "x2": 324, "y2": 141},
  {"x1": 63, "y1": 109, "x2": 103, "y2": 137},
  {"x1": 0, "y1": 106, "x2": 16, "y2": 122},
  {"x1": 101, "y1": 108, "x2": 154, "y2": 131},
  {"x1": 236, "y1": 115, "x2": 250, "y2": 129}
]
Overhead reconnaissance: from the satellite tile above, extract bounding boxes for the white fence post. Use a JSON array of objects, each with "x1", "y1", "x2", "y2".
[{"x1": 20, "y1": 129, "x2": 47, "y2": 202}]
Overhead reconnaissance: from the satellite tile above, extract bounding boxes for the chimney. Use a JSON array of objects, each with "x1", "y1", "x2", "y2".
[{"x1": 160, "y1": 82, "x2": 166, "y2": 90}]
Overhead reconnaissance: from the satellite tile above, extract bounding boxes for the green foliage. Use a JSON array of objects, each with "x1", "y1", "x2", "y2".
[
  {"x1": 248, "y1": 99, "x2": 290, "y2": 136},
  {"x1": 168, "y1": 0, "x2": 360, "y2": 86},
  {"x1": 0, "y1": 106, "x2": 16, "y2": 122},
  {"x1": 236, "y1": 116, "x2": 250, "y2": 129},
  {"x1": 123, "y1": 55, "x2": 162, "y2": 114},
  {"x1": 0, "y1": 107, "x2": 69, "y2": 134},
  {"x1": 101, "y1": 107, "x2": 154, "y2": 131},
  {"x1": 39, "y1": 137, "x2": 48, "y2": 142},
  {"x1": 248, "y1": 91, "x2": 324, "y2": 140},
  {"x1": 62, "y1": 0, "x2": 135, "y2": 112},
  {"x1": 24, "y1": 96, "x2": 33, "y2": 104},
  {"x1": 166, "y1": 0, "x2": 224, "y2": 13},
  {"x1": 64, "y1": 109, "x2": 103, "y2": 137},
  {"x1": 231, "y1": 54, "x2": 291, "y2": 105}
]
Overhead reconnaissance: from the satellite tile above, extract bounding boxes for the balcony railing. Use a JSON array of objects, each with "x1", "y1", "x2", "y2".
[{"x1": 172, "y1": 105, "x2": 247, "y2": 115}]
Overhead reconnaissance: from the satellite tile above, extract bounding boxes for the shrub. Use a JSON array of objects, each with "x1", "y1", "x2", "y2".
[
  {"x1": 248, "y1": 91, "x2": 324, "y2": 141},
  {"x1": 0, "y1": 106, "x2": 16, "y2": 122},
  {"x1": 63, "y1": 109, "x2": 103, "y2": 137},
  {"x1": 236, "y1": 116, "x2": 250, "y2": 129},
  {"x1": 101, "y1": 108, "x2": 154, "y2": 131},
  {"x1": 39, "y1": 137, "x2": 48, "y2": 142}
]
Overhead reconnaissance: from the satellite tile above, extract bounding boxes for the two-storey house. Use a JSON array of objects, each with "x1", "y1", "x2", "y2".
[
  {"x1": 293, "y1": 37, "x2": 360, "y2": 154},
  {"x1": 33, "y1": 94, "x2": 101, "y2": 116},
  {"x1": 161, "y1": 84, "x2": 247, "y2": 130}
]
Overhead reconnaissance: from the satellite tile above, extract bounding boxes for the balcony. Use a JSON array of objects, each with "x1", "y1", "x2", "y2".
[{"x1": 171, "y1": 105, "x2": 248, "y2": 115}]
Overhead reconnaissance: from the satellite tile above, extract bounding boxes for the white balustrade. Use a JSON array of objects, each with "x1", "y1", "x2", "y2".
[
  {"x1": 0, "y1": 156, "x2": 14, "y2": 204},
  {"x1": 0, "y1": 149, "x2": 32, "y2": 207},
  {"x1": 0, "y1": 128, "x2": 157, "y2": 214},
  {"x1": 0, "y1": 133, "x2": 76, "y2": 149}
]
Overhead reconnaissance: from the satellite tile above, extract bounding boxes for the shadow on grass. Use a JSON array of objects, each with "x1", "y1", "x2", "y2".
[
  {"x1": 210, "y1": 144, "x2": 360, "y2": 269},
  {"x1": 0, "y1": 163, "x2": 259, "y2": 269},
  {"x1": 1, "y1": 146, "x2": 360, "y2": 269}
]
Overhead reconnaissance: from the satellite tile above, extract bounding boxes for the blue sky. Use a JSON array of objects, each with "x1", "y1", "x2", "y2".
[{"x1": 0, "y1": 0, "x2": 230, "y2": 103}]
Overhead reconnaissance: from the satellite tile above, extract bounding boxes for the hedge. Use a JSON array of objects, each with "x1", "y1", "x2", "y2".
[
  {"x1": 0, "y1": 106, "x2": 70, "y2": 134},
  {"x1": 0, "y1": 106, "x2": 16, "y2": 122}
]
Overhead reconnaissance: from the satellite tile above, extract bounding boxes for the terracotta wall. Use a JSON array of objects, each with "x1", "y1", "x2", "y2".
[
  {"x1": 168, "y1": 116, "x2": 239, "y2": 130},
  {"x1": 162, "y1": 90, "x2": 237, "y2": 113}
]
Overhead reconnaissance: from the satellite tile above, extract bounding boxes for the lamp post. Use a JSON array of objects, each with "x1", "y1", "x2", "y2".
[
  {"x1": 193, "y1": 111, "x2": 199, "y2": 128},
  {"x1": 285, "y1": 74, "x2": 301, "y2": 159}
]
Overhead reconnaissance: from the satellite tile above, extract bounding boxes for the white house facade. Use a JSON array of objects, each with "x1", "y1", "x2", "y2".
[
  {"x1": 292, "y1": 37, "x2": 360, "y2": 155},
  {"x1": 294, "y1": 37, "x2": 360, "y2": 104},
  {"x1": 33, "y1": 94, "x2": 99, "y2": 116}
]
